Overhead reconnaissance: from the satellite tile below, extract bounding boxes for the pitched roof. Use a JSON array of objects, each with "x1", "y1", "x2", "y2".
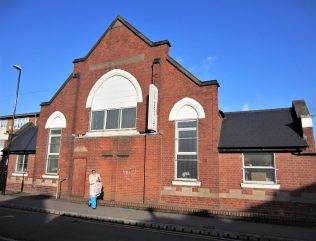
[
  {"x1": 73, "y1": 16, "x2": 170, "y2": 63},
  {"x1": 41, "y1": 17, "x2": 219, "y2": 106},
  {"x1": 3, "y1": 123, "x2": 38, "y2": 154},
  {"x1": 218, "y1": 107, "x2": 308, "y2": 152}
]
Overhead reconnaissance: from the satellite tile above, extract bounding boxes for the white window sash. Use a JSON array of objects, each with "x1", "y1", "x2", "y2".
[
  {"x1": 89, "y1": 107, "x2": 137, "y2": 132},
  {"x1": 175, "y1": 120, "x2": 198, "y2": 180},
  {"x1": 45, "y1": 129, "x2": 62, "y2": 174},
  {"x1": 242, "y1": 153, "x2": 277, "y2": 185},
  {"x1": 15, "y1": 155, "x2": 27, "y2": 173}
]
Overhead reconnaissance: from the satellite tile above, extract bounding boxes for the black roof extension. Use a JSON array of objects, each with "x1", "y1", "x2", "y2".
[
  {"x1": 218, "y1": 107, "x2": 308, "y2": 153},
  {"x1": 3, "y1": 123, "x2": 38, "y2": 154}
]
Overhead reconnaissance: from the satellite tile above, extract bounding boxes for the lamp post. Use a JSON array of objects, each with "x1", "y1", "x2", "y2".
[{"x1": 1, "y1": 65, "x2": 22, "y2": 195}]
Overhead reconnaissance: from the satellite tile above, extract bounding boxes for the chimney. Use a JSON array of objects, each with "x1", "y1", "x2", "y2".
[{"x1": 292, "y1": 100, "x2": 315, "y2": 152}]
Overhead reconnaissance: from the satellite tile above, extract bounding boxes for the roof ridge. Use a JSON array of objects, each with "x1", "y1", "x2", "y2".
[
  {"x1": 73, "y1": 16, "x2": 170, "y2": 63},
  {"x1": 223, "y1": 107, "x2": 291, "y2": 115}
]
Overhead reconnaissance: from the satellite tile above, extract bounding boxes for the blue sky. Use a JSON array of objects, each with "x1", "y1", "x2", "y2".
[{"x1": 1, "y1": 1, "x2": 315, "y2": 128}]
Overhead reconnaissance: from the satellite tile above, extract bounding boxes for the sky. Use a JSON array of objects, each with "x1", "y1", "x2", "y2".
[{"x1": 1, "y1": 0, "x2": 315, "y2": 129}]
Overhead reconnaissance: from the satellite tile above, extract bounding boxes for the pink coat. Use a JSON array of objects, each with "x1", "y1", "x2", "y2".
[{"x1": 89, "y1": 173, "x2": 101, "y2": 197}]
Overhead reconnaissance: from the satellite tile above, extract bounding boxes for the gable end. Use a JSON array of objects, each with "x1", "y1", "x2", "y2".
[{"x1": 73, "y1": 16, "x2": 171, "y2": 63}]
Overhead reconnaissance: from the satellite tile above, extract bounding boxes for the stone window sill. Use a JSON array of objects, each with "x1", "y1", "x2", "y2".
[
  {"x1": 12, "y1": 173, "x2": 28, "y2": 177},
  {"x1": 172, "y1": 180, "x2": 201, "y2": 187},
  {"x1": 241, "y1": 183, "x2": 280, "y2": 189},
  {"x1": 42, "y1": 174, "x2": 59, "y2": 179},
  {"x1": 85, "y1": 129, "x2": 139, "y2": 137}
]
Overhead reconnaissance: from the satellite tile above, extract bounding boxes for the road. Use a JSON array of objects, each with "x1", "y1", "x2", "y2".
[{"x1": 0, "y1": 207, "x2": 232, "y2": 241}]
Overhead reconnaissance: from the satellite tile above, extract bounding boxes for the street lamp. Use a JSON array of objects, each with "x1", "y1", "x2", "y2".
[{"x1": 1, "y1": 65, "x2": 22, "y2": 195}]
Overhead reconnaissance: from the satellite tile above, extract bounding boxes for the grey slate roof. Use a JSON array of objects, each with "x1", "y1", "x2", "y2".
[
  {"x1": 218, "y1": 107, "x2": 308, "y2": 152},
  {"x1": 3, "y1": 123, "x2": 38, "y2": 154}
]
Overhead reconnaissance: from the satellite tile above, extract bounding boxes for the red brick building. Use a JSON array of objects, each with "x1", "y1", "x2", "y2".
[{"x1": 2, "y1": 16, "x2": 316, "y2": 220}]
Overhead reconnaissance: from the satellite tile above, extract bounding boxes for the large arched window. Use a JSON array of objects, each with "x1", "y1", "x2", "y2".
[
  {"x1": 169, "y1": 98, "x2": 205, "y2": 181},
  {"x1": 86, "y1": 69, "x2": 143, "y2": 133},
  {"x1": 45, "y1": 111, "x2": 66, "y2": 175}
]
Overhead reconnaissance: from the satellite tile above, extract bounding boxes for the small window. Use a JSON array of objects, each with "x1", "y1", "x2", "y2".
[
  {"x1": 14, "y1": 118, "x2": 29, "y2": 129},
  {"x1": 15, "y1": 155, "x2": 28, "y2": 173},
  {"x1": 0, "y1": 120, "x2": 8, "y2": 129},
  {"x1": 243, "y1": 153, "x2": 276, "y2": 183},
  {"x1": 46, "y1": 129, "x2": 62, "y2": 174},
  {"x1": 90, "y1": 107, "x2": 136, "y2": 131},
  {"x1": 175, "y1": 120, "x2": 198, "y2": 180}
]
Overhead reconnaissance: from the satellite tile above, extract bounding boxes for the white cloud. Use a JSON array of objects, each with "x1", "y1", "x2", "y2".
[
  {"x1": 205, "y1": 56, "x2": 217, "y2": 64},
  {"x1": 242, "y1": 104, "x2": 249, "y2": 111}
]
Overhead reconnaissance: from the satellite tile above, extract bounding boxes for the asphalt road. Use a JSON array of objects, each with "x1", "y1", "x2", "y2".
[{"x1": 0, "y1": 207, "x2": 232, "y2": 241}]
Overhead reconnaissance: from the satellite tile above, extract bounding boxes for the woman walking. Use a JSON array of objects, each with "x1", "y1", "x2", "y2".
[{"x1": 88, "y1": 169, "x2": 102, "y2": 209}]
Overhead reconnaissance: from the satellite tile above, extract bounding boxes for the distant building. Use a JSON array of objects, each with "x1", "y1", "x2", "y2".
[
  {"x1": 2, "y1": 17, "x2": 315, "y2": 221},
  {"x1": 0, "y1": 113, "x2": 39, "y2": 191}
]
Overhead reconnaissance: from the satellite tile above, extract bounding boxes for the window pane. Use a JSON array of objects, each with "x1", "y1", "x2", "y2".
[
  {"x1": 15, "y1": 155, "x2": 24, "y2": 172},
  {"x1": 0, "y1": 120, "x2": 7, "y2": 128},
  {"x1": 179, "y1": 130, "x2": 197, "y2": 138},
  {"x1": 15, "y1": 155, "x2": 28, "y2": 173},
  {"x1": 91, "y1": 111, "x2": 105, "y2": 130},
  {"x1": 47, "y1": 155, "x2": 59, "y2": 174},
  {"x1": 51, "y1": 129, "x2": 62, "y2": 135},
  {"x1": 14, "y1": 118, "x2": 29, "y2": 128},
  {"x1": 244, "y1": 168, "x2": 276, "y2": 182},
  {"x1": 49, "y1": 137, "x2": 61, "y2": 153},
  {"x1": 177, "y1": 121, "x2": 197, "y2": 128},
  {"x1": 177, "y1": 160, "x2": 197, "y2": 179},
  {"x1": 106, "y1": 109, "x2": 120, "y2": 129},
  {"x1": 244, "y1": 153, "x2": 274, "y2": 167},
  {"x1": 178, "y1": 138, "x2": 197, "y2": 152},
  {"x1": 121, "y1": 108, "x2": 136, "y2": 129},
  {"x1": 177, "y1": 154, "x2": 197, "y2": 161}
]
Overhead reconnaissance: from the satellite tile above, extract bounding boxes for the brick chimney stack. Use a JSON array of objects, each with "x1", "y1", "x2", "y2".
[{"x1": 292, "y1": 100, "x2": 315, "y2": 152}]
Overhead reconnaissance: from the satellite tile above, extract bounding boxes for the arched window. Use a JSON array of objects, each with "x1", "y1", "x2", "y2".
[
  {"x1": 45, "y1": 111, "x2": 66, "y2": 175},
  {"x1": 169, "y1": 98, "x2": 205, "y2": 181},
  {"x1": 86, "y1": 69, "x2": 143, "y2": 133}
]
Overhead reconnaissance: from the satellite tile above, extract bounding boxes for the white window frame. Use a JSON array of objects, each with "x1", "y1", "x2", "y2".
[
  {"x1": 13, "y1": 118, "x2": 29, "y2": 129},
  {"x1": 89, "y1": 107, "x2": 137, "y2": 132},
  {"x1": 0, "y1": 120, "x2": 8, "y2": 129},
  {"x1": 45, "y1": 128, "x2": 62, "y2": 175},
  {"x1": 15, "y1": 155, "x2": 28, "y2": 174},
  {"x1": 174, "y1": 119, "x2": 198, "y2": 181},
  {"x1": 242, "y1": 153, "x2": 278, "y2": 185}
]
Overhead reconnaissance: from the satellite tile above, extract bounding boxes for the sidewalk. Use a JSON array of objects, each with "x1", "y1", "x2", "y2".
[{"x1": 0, "y1": 193, "x2": 315, "y2": 241}]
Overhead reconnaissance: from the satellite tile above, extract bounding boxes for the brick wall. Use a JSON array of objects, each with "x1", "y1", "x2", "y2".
[
  {"x1": 218, "y1": 152, "x2": 316, "y2": 216},
  {"x1": 9, "y1": 18, "x2": 315, "y2": 220}
]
